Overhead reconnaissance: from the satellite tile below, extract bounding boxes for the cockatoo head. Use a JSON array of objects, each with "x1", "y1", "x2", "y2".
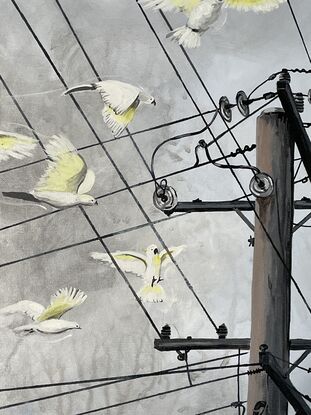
[
  {"x1": 139, "y1": 92, "x2": 156, "y2": 106},
  {"x1": 145, "y1": 244, "x2": 159, "y2": 258},
  {"x1": 68, "y1": 321, "x2": 81, "y2": 330},
  {"x1": 77, "y1": 194, "x2": 98, "y2": 206}
]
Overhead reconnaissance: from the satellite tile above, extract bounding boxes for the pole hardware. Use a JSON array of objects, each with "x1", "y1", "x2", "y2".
[
  {"x1": 258, "y1": 345, "x2": 311, "y2": 415},
  {"x1": 249, "y1": 173, "x2": 274, "y2": 198},
  {"x1": 153, "y1": 180, "x2": 178, "y2": 211},
  {"x1": 219, "y1": 96, "x2": 234, "y2": 122}
]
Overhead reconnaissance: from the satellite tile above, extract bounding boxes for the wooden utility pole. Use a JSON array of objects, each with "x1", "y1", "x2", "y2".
[{"x1": 247, "y1": 108, "x2": 294, "y2": 415}]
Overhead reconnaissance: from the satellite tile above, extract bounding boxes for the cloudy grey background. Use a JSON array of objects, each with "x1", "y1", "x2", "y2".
[{"x1": 0, "y1": 0, "x2": 310, "y2": 413}]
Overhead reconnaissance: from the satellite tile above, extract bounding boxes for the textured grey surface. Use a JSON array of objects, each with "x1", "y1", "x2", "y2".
[{"x1": 0, "y1": 0, "x2": 310, "y2": 414}]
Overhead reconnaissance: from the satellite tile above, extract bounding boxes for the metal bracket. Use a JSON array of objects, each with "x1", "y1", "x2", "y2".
[
  {"x1": 253, "y1": 401, "x2": 267, "y2": 415},
  {"x1": 293, "y1": 212, "x2": 311, "y2": 233},
  {"x1": 285, "y1": 350, "x2": 311, "y2": 376},
  {"x1": 234, "y1": 209, "x2": 255, "y2": 231}
]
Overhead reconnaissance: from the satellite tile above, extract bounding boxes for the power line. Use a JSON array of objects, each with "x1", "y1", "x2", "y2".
[
  {"x1": 74, "y1": 372, "x2": 254, "y2": 415},
  {"x1": 287, "y1": 0, "x2": 311, "y2": 65},
  {"x1": 0, "y1": 352, "x2": 248, "y2": 392},
  {"x1": 0, "y1": 370, "x2": 255, "y2": 412},
  {"x1": 0, "y1": 211, "x2": 186, "y2": 269}
]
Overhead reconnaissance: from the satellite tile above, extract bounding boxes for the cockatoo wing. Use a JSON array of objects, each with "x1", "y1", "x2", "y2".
[
  {"x1": 160, "y1": 245, "x2": 186, "y2": 268},
  {"x1": 141, "y1": 0, "x2": 201, "y2": 13},
  {"x1": 0, "y1": 131, "x2": 37, "y2": 162},
  {"x1": 224, "y1": 0, "x2": 285, "y2": 12},
  {"x1": 77, "y1": 169, "x2": 96, "y2": 195},
  {"x1": 34, "y1": 135, "x2": 88, "y2": 194},
  {"x1": 90, "y1": 251, "x2": 147, "y2": 277},
  {"x1": 37, "y1": 287, "x2": 87, "y2": 321},
  {"x1": 0, "y1": 300, "x2": 45, "y2": 321},
  {"x1": 102, "y1": 104, "x2": 137, "y2": 138},
  {"x1": 96, "y1": 81, "x2": 140, "y2": 115}
]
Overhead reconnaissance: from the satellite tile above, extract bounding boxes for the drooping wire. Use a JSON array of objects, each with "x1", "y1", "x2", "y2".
[
  {"x1": 150, "y1": 109, "x2": 218, "y2": 182},
  {"x1": 74, "y1": 372, "x2": 255, "y2": 415},
  {"x1": 271, "y1": 353, "x2": 311, "y2": 374},
  {"x1": 0, "y1": 352, "x2": 249, "y2": 392},
  {"x1": 0, "y1": 367, "x2": 260, "y2": 412}
]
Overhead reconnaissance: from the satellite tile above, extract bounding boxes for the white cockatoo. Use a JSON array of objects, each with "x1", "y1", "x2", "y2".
[
  {"x1": 90, "y1": 244, "x2": 186, "y2": 303},
  {"x1": 0, "y1": 131, "x2": 37, "y2": 162},
  {"x1": 0, "y1": 287, "x2": 87, "y2": 335},
  {"x1": 64, "y1": 81, "x2": 156, "y2": 138},
  {"x1": 142, "y1": 0, "x2": 285, "y2": 48},
  {"x1": 2, "y1": 134, "x2": 97, "y2": 208},
  {"x1": 166, "y1": 0, "x2": 225, "y2": 49}
]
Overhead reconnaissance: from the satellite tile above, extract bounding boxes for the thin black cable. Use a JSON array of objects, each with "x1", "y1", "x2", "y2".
[
  {"x1": 74, "y1": 372, "x2": 253, "y2": 415},
  {"x1": 157, "y1": 9, "x2": 253, "y2": 171},
  {"x1": 53, "y1": 0, "x2": 219, "y2": 332},
  {"x1": 0, "y1": 212, "x2": 185, "y2": 269},
  {"x1": 0, "y1": 368, "x2": 259, "y2": 412},
  {"x1": 294, "y1": 159, "x2": 303, "y2": 180},
  {"x1": 185, "y1": 353, "x2": 193, "y2": 387},
  {"x1": 0, "y1": 352, "x2": 248, "y2": 392},
  {"x1": 237, "y1": 350, "x2": 241, "y2": 415},
  {"x1": 150, "y1": 110, "x2": 217, "y2": 181},
  {"x1": 287, "y1": 0, "x2": 311, "y2": 64},
  {"x1": 271, "y1": 353, "x2": 311, "y2": 373}
]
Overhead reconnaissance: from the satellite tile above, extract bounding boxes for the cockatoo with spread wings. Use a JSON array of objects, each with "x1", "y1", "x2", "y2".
[
  {"x1": 0, "y1": 287, "x2": 87, "y2": 335},
  {"x1": 64, "y1": 81, "x2": 156, "y2": 138},
  {"x1": 91, "y1": 244, "x2": 186, "y2": 303},
  {"x1": 142, "y1": 0, "x2": 285, "y2": 48},
  {"x1": 0, "y1": 131, "x2": 37, "y2": 162},
  {"x1": 2, "y1": 135, "x2": 97, "y2": 208}
]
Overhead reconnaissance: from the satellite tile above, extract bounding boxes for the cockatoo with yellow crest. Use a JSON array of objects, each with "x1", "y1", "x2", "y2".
[
  {"x1": 0, "y1": 287, "x2": 87, "y2": 335},
  {"x1": 142, "y1": 0, "x2": 285, "y2": 48},
  {"x1": 2, "y1": 135, "x2": 97, "y2": 208},
  {"x1": 0, "y1": 131, "x2": 37, "y2": 162},
  {"x1": 90, "y1": 244, "x2": 185, "y2": 303},
  {"x1": 64, "y1": 81, "x2": 156, "y2": 138}
]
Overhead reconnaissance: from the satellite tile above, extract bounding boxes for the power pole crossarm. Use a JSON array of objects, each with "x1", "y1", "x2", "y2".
[{"x1": 277, "y1": 77, "x2": 311, "y2": 180}]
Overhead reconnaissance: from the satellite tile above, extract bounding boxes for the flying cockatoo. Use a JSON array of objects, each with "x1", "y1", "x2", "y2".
[
  {"x1": 90, "y1": 244, "x2": 186, "y2": 303},
  {"x1": 64, "y1": 81, "x2": 156, "y2": 138},
  {"x1": 166, "y1": 0, "x2": 225, "y2": 48},
  {"x1": 0, "y1": 131, "x2": 37, "y2": 162},
  {"x1": 2, "y1": 134, "x2": 97, "y2": 208},
  {"x1": 0, "y1": 287, "x2": 87, "y2": 335},
  {"x1": 142, "y1": 0, "x2": 285, "y2": 48}
]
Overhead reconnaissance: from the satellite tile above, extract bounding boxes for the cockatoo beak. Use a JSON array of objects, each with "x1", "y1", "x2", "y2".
[
  {"x1": 95, "y1": 200, "x2": 99, "y2": 205},
  {"x1": 152, "y1": 100, "x2": 156, "y2": 106},
  {"x1": 63, "y1": 84, "x2": 97, "y2": 95}
]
